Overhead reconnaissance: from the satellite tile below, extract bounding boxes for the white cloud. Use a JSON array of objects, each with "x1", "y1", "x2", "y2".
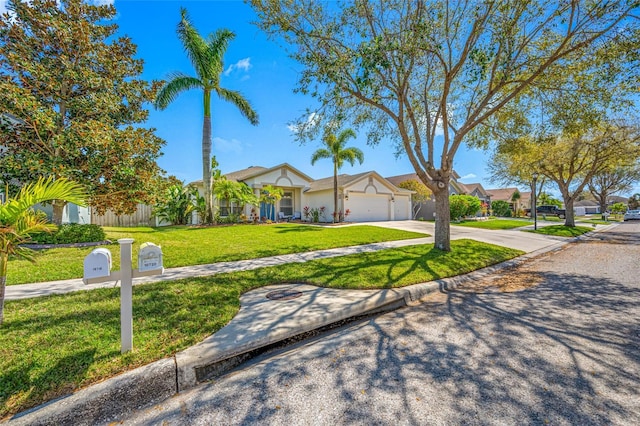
[
  {"x1": 224, "y1": 57, "x2": 252, "y2": 76},
  {"x1": 460, "y1": 173, "x2": 477, "y2": 180},
  {"x1": 287, "y1": 112, "x2": 320, "y2": 134},
  {"x1": 213, "y1": 137, "x2": 243, "y2": 154},
  {"x1": 92, "y1": 0, "x2": 115, "y2": 6}
]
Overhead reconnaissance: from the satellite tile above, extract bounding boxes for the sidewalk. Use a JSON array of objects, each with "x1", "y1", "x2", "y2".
[
  {"x1": 5, "y1": 222, "x2": 617, "y2": 425},
  {"x1": 7, "y1": 219, "x2": 593, "y2": 301}
]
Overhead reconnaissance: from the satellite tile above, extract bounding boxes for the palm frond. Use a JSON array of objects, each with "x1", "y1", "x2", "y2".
[
  {"x1": 340, "y1": 147, "x2": 365, "y2": 167},
  {"x1": 311, "y1": 148, "x2": 332, "y2": 165},
  {"x1": 177, "y1": 7, "x2": 212, "y2": 81},
  {"x1": 154, "y1": 74, "x2": 204, "y2": 110},
  {"x1": 3, "y1": 178, "x2": 86, "y2": 220},
  {"x1": 217, "y1": 88, "x2": 259, "y2": 125},
  {"x1": 207, "y1": 29, "x2": 235, "y2": 80}
]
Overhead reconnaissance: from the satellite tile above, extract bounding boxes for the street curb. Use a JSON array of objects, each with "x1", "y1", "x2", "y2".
[
  {"x1": 3, "y1": 237, "x2": 573, "y2": 425},
  {"x1": 6, "y1": 358, "x2": 176, "y2": 426}
]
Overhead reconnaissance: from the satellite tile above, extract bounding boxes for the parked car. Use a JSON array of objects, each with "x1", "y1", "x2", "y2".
[
  {"x1": 525, "y1": 205, "x2": 566, "y2": 219},
  {"x1": 623, "y1": 209, "x2": 640, "y2": 221}
]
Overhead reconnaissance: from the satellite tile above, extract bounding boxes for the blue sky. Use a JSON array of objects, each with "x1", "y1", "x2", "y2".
[{"x1": 3, "y1": 0, "x2": 635, "y2": 196}]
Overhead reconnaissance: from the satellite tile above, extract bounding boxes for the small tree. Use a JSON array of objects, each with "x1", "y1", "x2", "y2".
[
  {"x1": 538, "y1": 193, "x2": 563, "y2": 208},
  {"x1": 629, "y1": 194, "x2": 640, "y2": 210},
  {"x1": 398, "y1": 180, "x2": 432, "y2": 220},
  {"x1": 610, "y1": 202, "x2": 627, "y2": 218}
]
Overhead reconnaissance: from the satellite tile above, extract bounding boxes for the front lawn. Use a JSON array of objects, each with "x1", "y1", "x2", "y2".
[
  {"x1": 452, "y1": 218, "x2": 532, "y2": 230},
  {"x1": 0, "y1": 239, "x2": 523, "y2": 418},
  {"x1": 7, "y1": 224, "x2": 425, "y2": 285},
  {"x1": 527, "y1": 225, "x2": 593, "y2": 237}
]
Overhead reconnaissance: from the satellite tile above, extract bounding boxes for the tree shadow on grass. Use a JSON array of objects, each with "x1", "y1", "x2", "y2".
[{"x1": 4, "y1": 349, "x2": 97, "y2": 420}]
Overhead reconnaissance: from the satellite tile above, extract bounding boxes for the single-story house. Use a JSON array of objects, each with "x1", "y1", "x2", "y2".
[
  {"x1": 574, "y1": 200, "x2": 600, "y2": 216},
  {"x1": 192, "y1": 163, "x2": 413, "y2": 223}
]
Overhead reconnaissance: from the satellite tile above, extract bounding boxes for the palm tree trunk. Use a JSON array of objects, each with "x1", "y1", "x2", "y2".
[
  {"x1": 202, "y1": 91, "x2": 213, "y2": 224},
  {"x1": 52, "y1": 200, "x2": 67, "y2": 225},
  {"x1": 333, "y1": 162, "x2": 338, "y2": 223},
  {"x1": 0, "y1": 252, "x2": 8, "y2": 326}
]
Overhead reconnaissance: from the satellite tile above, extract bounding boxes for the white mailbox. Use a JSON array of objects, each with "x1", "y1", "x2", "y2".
[
  {"x1": 83, "y1": 248, "x2": 112, "y2": 280},
  {"x1": 138, "y1": 242, "x2": 163, "y2": 272}
]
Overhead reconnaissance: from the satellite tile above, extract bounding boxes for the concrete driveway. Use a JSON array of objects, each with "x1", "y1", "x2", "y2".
[{"x1": 364, "y1": 219, "x2": 581, "y2": 252}]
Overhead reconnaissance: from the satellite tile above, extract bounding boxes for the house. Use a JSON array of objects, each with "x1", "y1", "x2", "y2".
[
  {"x1": 486, "y1": 187, "x2": 531, "y2": 215},
  {"x1": 574, "y1": 200, "x2": 600, "y2": 216},
  {"x1": 386, "y1": 172, "x2": 491, "y2": 219},
  {"x1": 192, "y1": 163, "x2": 413, "y2": 223}
]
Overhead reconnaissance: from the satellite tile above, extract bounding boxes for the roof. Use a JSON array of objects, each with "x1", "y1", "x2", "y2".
[
  {"x1": 306, "y1": 171, "x2": 410, "y2": 194},
  {"x1": 190, "y1": 163, "x2": 315, "y2": 186},
  {"x1": 225, "y1": 166, "x2": 268, "y2": 182},
  {"x1": 574, "y1": 200, "x2": 599, "y2": 207},
  {"x1": 305, "y1": 172, "x2": 372, "y2": 193},
  {"x1": 385, "y1": 172, "x2": 422, "y2": 186},
  {"x1": 486, "y1": 187, "x2": 521, "y2": 202},
  {"x1": 462, "y1": 183, "x2": 490, "y2": 198}
]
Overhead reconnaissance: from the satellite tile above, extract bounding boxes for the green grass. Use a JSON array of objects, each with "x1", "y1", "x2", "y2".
[
  {"x1": 527, "y1": 225, "x2": 593, "y2": 237},
  {"x1": 8, "y1": 224, "x2": 425, "y2": 285},
  {"x1": 0, "y1": 239, "x2": 523, "y2": 418},
  {"x1": 452, "y1": 218, "x2": 532, "y2": 230}
]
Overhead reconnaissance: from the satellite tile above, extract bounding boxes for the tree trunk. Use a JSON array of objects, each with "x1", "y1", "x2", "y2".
[
  {"x1": 434, "y1": 187, "x2": 451, "y2": 251},
  {"x1": 564, "y1": 196, "x2": 576, "y2": 227},
  {"x1": 333, "y1": 162, "x2": 338, "y2": 223},
  {"x1": 0, "y1": 253, "x2": 8, "y2": 326},
  {"x1": 202, "y1": 114, "x2": 213, "y2": 224},
  {"x1": 52, "y1": 200, "x2": 67, "y2": 225}
]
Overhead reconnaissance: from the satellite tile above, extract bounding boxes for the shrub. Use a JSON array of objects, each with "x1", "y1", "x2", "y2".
[
  {"x1": 491, "y1": 200, "x2": 512, "y2": 217},
  {"x1": 30, "y1": 224, "x2": 106, "y2": 244},
  {"x1": 449, "y1": 195, "x2": 469, "y2": 221}
]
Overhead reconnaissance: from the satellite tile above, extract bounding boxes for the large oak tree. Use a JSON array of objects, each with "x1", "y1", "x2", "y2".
[
  {"x1": 251, "y1": 0, "x2": 638, "y2": 250},
  {"x1": 0, "y1": 0, "x2": 166, "y2": 223}
]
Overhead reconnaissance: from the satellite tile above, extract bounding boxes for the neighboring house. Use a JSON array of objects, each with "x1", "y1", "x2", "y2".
[
  {"x1": 574, "y1": 200, "x2": 600, "y2": 216},
  {"x1": 486, "y1": 187, "x2": 531, "y2": 215},
  {"x1": 387, "y1": 172, "x2": 491, "y2": 219},
  {"x1": 192, "y1": 163, "x2": 412, "y2": 223}
]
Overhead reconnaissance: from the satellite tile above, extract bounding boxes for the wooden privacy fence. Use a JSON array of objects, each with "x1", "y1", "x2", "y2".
[{"x1": 90, "y1": 204, "x2": 155, "y2": 227}]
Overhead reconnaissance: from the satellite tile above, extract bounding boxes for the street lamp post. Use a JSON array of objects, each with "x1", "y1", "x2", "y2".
[{"x1": 532, "y1": 172, "x2": 539, "y2": 231}]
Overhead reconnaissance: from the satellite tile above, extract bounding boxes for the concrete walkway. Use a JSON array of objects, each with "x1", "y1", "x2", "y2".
[
  {"x1": 5, "y1": 221, "x2": 618, "y2": 425},
  {"x1": 6, "y1": 220, "x2": 585, "y2": 301}
]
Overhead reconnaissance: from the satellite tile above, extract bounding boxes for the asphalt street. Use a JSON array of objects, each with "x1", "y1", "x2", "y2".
[{"x1": 122, "y1": 222, "x2": 640, "y2": 425}]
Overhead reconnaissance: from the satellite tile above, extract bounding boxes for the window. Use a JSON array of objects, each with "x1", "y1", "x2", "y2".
[
  {"x1": 280, "y1": 191, "x2": 293, "y2": 216},
  {"x1": 219, "y1": 200, "x2": 242, "y2": 216}
]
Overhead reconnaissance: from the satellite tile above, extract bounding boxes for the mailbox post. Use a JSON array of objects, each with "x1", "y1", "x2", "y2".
[
  {"x1": 83, "y1": 238, "x2": 164, "y2": 353},
  {"x1": 119, "y1": 239, "x2": 134, "y2": 353}
]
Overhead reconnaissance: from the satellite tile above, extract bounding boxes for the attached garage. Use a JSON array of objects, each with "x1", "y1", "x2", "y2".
[{"x1": 346, "y1": 193, "x2": 390, "y2": 222}]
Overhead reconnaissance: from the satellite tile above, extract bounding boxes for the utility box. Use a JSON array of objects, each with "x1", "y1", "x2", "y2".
[
  {"x1": 83, "y1": 248, "x2": 112, "y2": 280},
  {"x1": 138, "y1": 242, "x2": 163, "y2": 272}
]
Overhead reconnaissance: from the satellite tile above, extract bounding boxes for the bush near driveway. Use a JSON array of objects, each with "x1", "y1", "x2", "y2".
[
  {"x1": 0, "y1": 239, "x2": 522, "y2": 419},
  {"x1": 7, "y1": 224, "x2": 425, "y2": 285}
]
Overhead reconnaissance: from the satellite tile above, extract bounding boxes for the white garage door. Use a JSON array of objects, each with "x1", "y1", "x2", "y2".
[
  {"x1": 347, "y1": 194, "x2": 390, "y2": 222},
  {"x1": 394, "y1": 198, "x2": 411, "y2": 220}
]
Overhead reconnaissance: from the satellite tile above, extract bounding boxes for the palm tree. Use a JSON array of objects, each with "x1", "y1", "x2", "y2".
[
  {"x1": 0, "y1": 177, "x2": 86, "y2": 325},
  {"x1": 154, "y1": 8, "x2": 258, "y2": 224},
  {"x1": 259, "y1": 185, "x2": 283, "y2": 221},
  {"x1": 311, "y1": 128, "x2": 364, "y2": 222}
]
